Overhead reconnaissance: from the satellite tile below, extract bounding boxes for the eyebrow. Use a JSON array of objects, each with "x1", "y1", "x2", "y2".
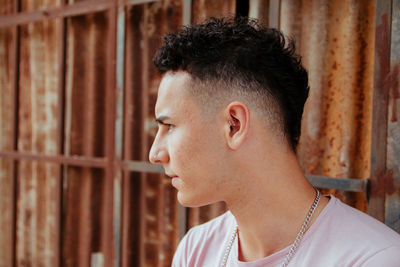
[{"x1": 155, "y1": 115, "x2": 170, "y2": 124}]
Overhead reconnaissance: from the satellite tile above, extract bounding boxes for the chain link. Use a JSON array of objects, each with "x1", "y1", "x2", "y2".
[{"x1": 221, "y1": 189, "x2": 321, "y2": 267}]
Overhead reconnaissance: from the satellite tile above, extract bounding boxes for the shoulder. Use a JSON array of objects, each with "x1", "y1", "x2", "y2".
[
  {"x1": 172, "y1": 211, "x2": 235, "y2": 267},
  {"x1": 360, "y1": 245, "x2": 400, "y2": 266},
  {"x1": 297, "y1": 195, "x2": 400, "y2": 266},
  {"x1": 327, "y1": 196, "x2": 400, "y2": 246}
]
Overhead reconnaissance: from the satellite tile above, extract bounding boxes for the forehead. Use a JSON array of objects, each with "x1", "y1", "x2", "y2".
[{"x1": 155, "y1": 71, "x2": 198, "y2": 117}]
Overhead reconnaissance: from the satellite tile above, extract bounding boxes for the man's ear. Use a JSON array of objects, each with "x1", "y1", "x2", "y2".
[{"x1": 224, "y1": 101, "x2": 250, "y2": 150}]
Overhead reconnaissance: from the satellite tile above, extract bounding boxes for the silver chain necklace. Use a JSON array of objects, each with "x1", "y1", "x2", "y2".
[{"x1": 221, "y1": 190, "x2": 321, "y2": 267}]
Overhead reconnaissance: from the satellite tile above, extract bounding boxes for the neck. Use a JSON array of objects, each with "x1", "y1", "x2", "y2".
[{"x1": 224, "y1": 151, "x2": 329, "y2": 262}]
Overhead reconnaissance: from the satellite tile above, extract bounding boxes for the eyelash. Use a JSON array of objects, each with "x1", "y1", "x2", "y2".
[{"x1": 158, "y1": 123, "x2": 173, "y2": 131}]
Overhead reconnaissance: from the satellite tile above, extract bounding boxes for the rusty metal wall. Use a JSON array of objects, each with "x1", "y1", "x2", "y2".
[
  {"x1": 62, "y1": 11, "x2": 108, "y2": 267},
  {"x1": 279, "y1": 0, "x2": 376, "y2": 211},
  {"x1": 385, "y1": 0, "x2": 400, "y2": 232},
  {"x1": 123, "y1": 2, "x2": 182, "y2": 266},
  {"x1": 0, "y1": 1, "x2": 16, "y2": 266},
  {"x1": 16, "y1": 0, "x2": 62, "y2": 266},
  {"x1": 192, "y1": 0, "x2": 236, "y2": 23},
  {"x1": 0, "y1": 0, "x2": 399, "y2": 266}
]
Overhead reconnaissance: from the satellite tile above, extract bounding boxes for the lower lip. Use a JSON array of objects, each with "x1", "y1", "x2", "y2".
[{"x1": 171, "y1": 177, "x2": 179, "y2": 186}]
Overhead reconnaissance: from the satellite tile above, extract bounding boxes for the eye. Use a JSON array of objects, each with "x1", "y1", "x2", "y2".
[{"x1": 167, "y1": 124, "x2": 174, "y2": 131}]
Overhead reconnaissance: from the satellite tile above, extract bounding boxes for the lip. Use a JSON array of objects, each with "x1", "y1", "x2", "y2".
[{"x1": 171, "y1": 177, "x2": 180, "y2": 187}]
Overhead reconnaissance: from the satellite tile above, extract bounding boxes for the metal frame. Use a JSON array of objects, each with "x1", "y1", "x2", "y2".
[
  {"x1": 385, "y1": 0, "x2": 400, "y2": 233},
  {"x1": 369, "y1": 0, "x2": 393, "y2": 222},
  {"x1": 9, "y1": 1, "x2": 20, "y2": 266}
]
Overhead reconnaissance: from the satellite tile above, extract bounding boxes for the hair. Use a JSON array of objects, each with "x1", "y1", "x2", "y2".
[{"x1": 153, "y1": 16, "x2": 309, "y2": 152}]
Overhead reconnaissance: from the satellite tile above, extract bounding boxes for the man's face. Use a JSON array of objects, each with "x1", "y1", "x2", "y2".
[{"x1": 149, "y1": 71, "x2": 228, "y2": 207}]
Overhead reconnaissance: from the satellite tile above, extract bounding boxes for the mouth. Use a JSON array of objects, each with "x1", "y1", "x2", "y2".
[{"x1": 166, "y1": 173, "x2": 180, "y2": 187}]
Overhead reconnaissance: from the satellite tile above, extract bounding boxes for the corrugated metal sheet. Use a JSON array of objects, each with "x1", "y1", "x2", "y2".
[
  {"x1": 123, "y1": 2, "x2": 182, "y2": 266},
  {"x1": 280, "y1": 0, "x2": 375, "y2": 211},
  {"x1": 0, "y1": 7, "x2": 15, "y2": 267},
  {"x1": 63, "y1": 11, "x2": 108, "y2": 267},
  {"x1": 385, "y1": 0, "x2": 400, "y2": 231},
  {"x1": 192, "y1": 0, "x2": 236, "y2": 23},
  {"x1": 0, "y1": 0, "x2": 399, "y2": 266},
  {"x1": 16, "y1": 0, "x2": 62, "y2": 265}
]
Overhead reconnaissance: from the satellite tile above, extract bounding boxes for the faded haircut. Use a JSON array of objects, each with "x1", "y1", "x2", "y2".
[{"x1": 153, "y1": 16, "x2": 310, "y2": 152}]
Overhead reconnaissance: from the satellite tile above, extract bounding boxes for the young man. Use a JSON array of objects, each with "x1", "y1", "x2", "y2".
[{"x1": 149, "y1": 17, "x2": 400, "y2": 266}]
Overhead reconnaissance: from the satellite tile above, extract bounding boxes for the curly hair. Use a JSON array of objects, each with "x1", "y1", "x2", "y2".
[{"x1": 153, "y1": 16, "x2": 309, "y2": 152}]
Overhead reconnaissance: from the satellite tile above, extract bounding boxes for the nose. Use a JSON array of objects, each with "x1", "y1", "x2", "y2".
[{"x1": 149, "y1": 141, "x2": 169, "y2": 164}]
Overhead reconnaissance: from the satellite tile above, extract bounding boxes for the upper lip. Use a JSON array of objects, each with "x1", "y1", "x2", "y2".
[{"x1": 165, "y1": 173, "x2": 178, "y2": 178}]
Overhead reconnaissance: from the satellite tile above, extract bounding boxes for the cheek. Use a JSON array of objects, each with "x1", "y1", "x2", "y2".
[{"x1": 168, "y1": 130, "x2": 195, "y2": 161}]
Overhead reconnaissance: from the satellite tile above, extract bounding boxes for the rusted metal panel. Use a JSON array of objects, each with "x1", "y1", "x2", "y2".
[
  {"x1": 123, "y1": 1, "x2": 182, "y2": 266},
  {"x1": 20, "y1": 0, "x2": 61, "y2": 11},
  {"x1": 62, "y1": 167, "x2": 106, "y2": 267},
  {"x1": 281, "y1": 0, "x2": 375, "y2": 212},
  {"x1": 0, "y1": 0, "x2": 114, "y2": 28},
  {"x1": 0, "y1": 2, "x2": 18, "y2": 266},
  {"x1": 0, "y1": 158, "x2": 14, "y2": 267},
  {"x1": 104, "y1": 4, "x2": 117, "y2": 267},
  {"x1": 123, "y1": 5, "x2": 148, "y2": 265},
  {"x1": 192, "y1": 0, "x2": 236, "y2": 23},
  {"x1": 385, "y1": 0, "x2": 400, "y2": 232},
  {"x1": 0, "y1": 1, "x2": 398, "y2": 267},
  {"x1": 55, "y1": 2, "x2": 66, "y2": 266},
  {"x1": 62, "y1": 11, "x2": 109, "y2": 267},
  {"x1": 369, "y1": 0, "x2": 392, "y2": 221},
  {"x1": 16, "y1": 2, "x2": 62, "y2": 261},
  {"x1": 0, "y1": 3, "x2": 16, "y2": 265}
]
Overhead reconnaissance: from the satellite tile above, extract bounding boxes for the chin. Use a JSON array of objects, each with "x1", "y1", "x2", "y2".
[{"x1": 177, "y1": 191, "x2": 215, "y2": 208}]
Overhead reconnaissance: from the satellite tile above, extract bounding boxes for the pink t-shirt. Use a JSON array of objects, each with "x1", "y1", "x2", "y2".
[{"x1": 172, "y1": 196, "x2": 400, "y2": 266}]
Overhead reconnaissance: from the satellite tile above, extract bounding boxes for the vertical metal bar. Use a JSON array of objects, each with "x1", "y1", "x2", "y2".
[
  {"x1": 104, "y1": 2, "x2": 118, "y2": 267},
  {"x1": 369, "y1": 0, "x2": 392, "y2": 221},
  {"x1": 10, "y1": 1, "x2": 20, "y2": 266},
  {"x1": 182, "y1": 0, "x2": 192, "y2": 25},
  {"x1": 268, "y1": 0, "x2": 280, "y2": 29},
  {"x1": 114, "y1": 3, "x2": 126, "y2": 267},
  {"x1": 56, "y1": 1, "x2": 67, "y2": 266},
  {"x1": 385, "y1": 0, "x2": 400, "y2": 232},
  {"x1": 139, "y1": 5, "x2": 149, "y2": 265},
  {"x1": 248, "y1": 0, "x2": 269, "y2": 26}
]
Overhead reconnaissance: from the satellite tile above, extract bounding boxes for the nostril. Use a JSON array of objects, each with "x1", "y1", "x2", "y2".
[{"x1": 150, "y1": 153, "x2": 158, "y2": 164}]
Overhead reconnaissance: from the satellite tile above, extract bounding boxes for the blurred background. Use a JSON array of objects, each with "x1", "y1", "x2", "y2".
[{"x1": 0, "y1": 0, "x2": 399, "y2": 266}]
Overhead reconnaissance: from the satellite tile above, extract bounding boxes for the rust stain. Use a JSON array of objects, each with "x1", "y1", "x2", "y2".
[
  {"x1": 192, "y1": 0, "x2": 236, "y2": 23},
  {"x1": 384, "y1": 169, "x2": 396, "y2": 195},
  {"x1": 371, "y1": 170, "x2": 396, "y2": 197},
  {"x1": 386, "y1": 64, "x2": 400, "y2": 122},
  {"x1": 375, "y1": 13, "x2": 390, "y2": 92}
]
